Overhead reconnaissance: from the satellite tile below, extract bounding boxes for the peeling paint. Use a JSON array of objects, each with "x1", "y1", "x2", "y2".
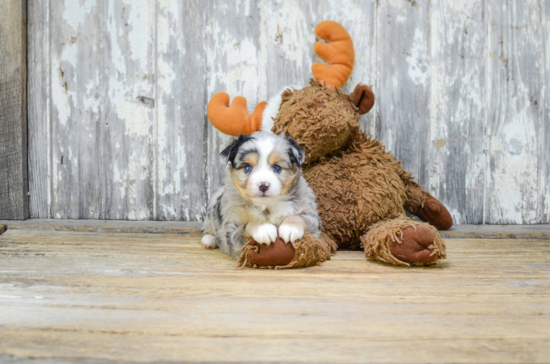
[
  {"x1": 434, "y1": 139, "x2": 446, "y2": 149},
  {"x1": 407, "y1": 29, "x2": 428, "y2": 86},
  {"x1": 63, "y1": 0, "x2": 95, "y2": 31},
  {"x1": 28, "y1": 0, "x2": 549, "y2": 224}
]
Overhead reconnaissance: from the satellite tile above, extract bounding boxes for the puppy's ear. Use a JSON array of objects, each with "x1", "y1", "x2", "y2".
[
  {"x1": 219, "y1": 134, "x2": 252, "y2": 166},
  {"x1": 284, "y1": 134, "x2": 305, "y2": 167},
  {"x1": 219, "y1": 142, "x2": 234, "y2": 166}
]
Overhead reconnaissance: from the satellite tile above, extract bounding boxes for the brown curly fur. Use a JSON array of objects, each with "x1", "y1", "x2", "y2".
[
  {"x1": 403, "y1": 178, "x2": 431, "y2": 214},
  {"x1": 238, "y1": 232, "x2": 337, "y2": 269},
  {"x1": 303, "y1": 131, "x2": 412, "y2": 249},
  {"x1": 272, "y1": 80, "x2": 359, "y2": 164},
  {"x1": 361, "y1": 217, "x2": 446, "y2": 266}
]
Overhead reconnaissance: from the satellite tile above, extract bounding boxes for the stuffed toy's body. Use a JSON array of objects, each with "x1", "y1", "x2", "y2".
[{"x1": 207, "y1": 21, "x2": 453, "y2": 268}]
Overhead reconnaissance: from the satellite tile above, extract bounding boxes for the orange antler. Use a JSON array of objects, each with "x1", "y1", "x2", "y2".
[
  {"x1": 311, "y1": 21, "x2": 355, "y2": 88},
  {"x1": 206, "y1": 93, "x2": 267, "y2": 136}
]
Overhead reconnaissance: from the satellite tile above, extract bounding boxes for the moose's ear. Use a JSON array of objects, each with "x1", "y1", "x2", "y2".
[
  {"x1": 284, "y1": 134, "x2": 305, "y2": 167},
  {"x1": 219, "y1": 134, "x2": 253, "y2": 166},
  {"x1": 351, "y1": 84, "x2": 375, "y2": 115}
]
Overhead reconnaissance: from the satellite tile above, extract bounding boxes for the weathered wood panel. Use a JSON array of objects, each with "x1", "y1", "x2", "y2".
[
  {"x1": 427, "y1": 0, "x2": 486, "y2": 224},
  {"x1": 378, "y1": 0, "x2": 431, "y2": 189},
  {"x1": 27, "y1": 0, "x2": 50, "y2": 219},
  {"x1": 544, "y1": 1, "x2": 550, "y2": 224},
  {"x1": 156, "y1": 0, "x2": 208, "y2": 221},
  {"x1": 486, "y1": 0, "x2": 545, "y2": 224},
  {"x1": 49, "y1": 0, "x2": 156, "y2": 219},
  {"x1": 0, "y1": 0, "x2": 28, "y2": 220},
  {"x1": 27, "y1": 0, "x2": 550, "y2": 223}
]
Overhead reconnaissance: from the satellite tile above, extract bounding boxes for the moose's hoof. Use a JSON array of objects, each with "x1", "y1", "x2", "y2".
[
  {"x1": 390, "y1": 226, "x2": 438, "y2": 265},
  {"x1": 247, "y1": 237, "x2": 295, "y2": 267},
  {"x1": 417, "y1": 196, "x2": 453, "y2": 230}
]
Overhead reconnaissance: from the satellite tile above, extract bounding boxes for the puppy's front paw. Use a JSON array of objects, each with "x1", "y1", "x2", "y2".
[
  {"x1": 201, "y1": 235, "x2": 218, "y2": 249},
  {"x1": 252, "y1": 223, "x2": 278, "y2": 245},
  {"x1": 279, "y1": 222, "x2": 304, "y2": 243}
]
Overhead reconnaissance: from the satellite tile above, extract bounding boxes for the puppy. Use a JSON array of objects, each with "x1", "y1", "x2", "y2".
[{"x1": 201, "y1": 131, "x2": 322, "y2": 259}]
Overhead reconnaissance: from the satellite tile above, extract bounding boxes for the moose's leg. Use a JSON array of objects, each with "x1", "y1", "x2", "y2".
[
  {"x1": 395, "y1": 162, "x2": 453, "y2": 230},
  {"x1": 238, "y1": 232, "x2": 337, "y2": 269},
  {"x1": 404, "y1": 185, "x2": 453, "y2": 230},
  {"x1": 361, "y1": 217, "x2": 446, "y2": 266},
  {"x1": 414, "y1": 194, "x2": 453, "y2": 230}
]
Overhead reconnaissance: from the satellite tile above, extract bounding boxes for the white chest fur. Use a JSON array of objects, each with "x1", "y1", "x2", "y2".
[{"x1": 248, "y1": 200, "x2": 297, "y2": 226}]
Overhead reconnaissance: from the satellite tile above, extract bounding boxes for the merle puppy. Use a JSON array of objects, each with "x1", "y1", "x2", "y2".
[{"x1": 201, "y1": 131, "x2": 322, "y2": 259}]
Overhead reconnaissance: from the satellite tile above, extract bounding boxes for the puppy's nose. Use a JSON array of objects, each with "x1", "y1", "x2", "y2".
[{"x1": 259, "y1": 182, "x2": 270, "y2": 193}]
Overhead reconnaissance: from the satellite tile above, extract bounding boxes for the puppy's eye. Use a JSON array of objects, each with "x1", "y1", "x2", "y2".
[
  {"x1": 244, "y1": 165, "x2": 252, "y2": 174},
  {"x1": 273, "y1": 165, "x2": 282, "y2": 174}
]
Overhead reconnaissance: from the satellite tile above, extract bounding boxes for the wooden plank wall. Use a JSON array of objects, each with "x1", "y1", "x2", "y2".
[
  {"x1": 0, "y1": 0, "x2": 28, "y2": 220},
  {"x1": 27, "y1": 0, "x2": 550, "y2": 224}
]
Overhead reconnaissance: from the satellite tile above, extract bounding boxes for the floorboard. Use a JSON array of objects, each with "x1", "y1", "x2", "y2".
[
  {"x1": 1, "y1": 220, "x2": 550, "y2": 239},
  {"x1": 0, "y1": 229, "x2": 549, "y2": 363}
]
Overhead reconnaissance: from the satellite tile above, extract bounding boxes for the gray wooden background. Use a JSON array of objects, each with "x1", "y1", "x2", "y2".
[
  {"x1": 27, "y1": 0, "x2": 549, "y2": 224},
  {"x1": 0, "y1": 0, "x2": 27, "y2": 220}
]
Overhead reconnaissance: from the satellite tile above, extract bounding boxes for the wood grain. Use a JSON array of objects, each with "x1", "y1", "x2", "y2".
[
  {"x1": 428, "y1": 0, "x2": 486, "y2": 224},
  {"x1": 378, "y1": 0, "x2": 430, "y2": 187},
  {"x1": 1, "y1": 229, "x2": 549, "y2": 363},
  {"x1": 155, "y1": 0, "x2": 208, "y2": 221},
  {"x1": 48, "y1": 0, "x2": 156, "y2": 219},
  {"x1": 26, "y1": 0, "x2": 550, "y2": 223},
  {"x1": 485, "y1": 0, "x2": 545, "y2": 224},
  {"x1": 2, "y1": 219, "x2": 550, "y2": 239},
  {"x1": 27, "y1": 0, "x2": 50, "y2": 219},
  {"x1": 0, "y1": 219, "x2": 201, "y2": 235},
  {"x1": 0, "y1": 0, "x2": 28, "y2": 220},
  {"x1": 544, "y1": 1, "x2": 550, "y2": 224}
]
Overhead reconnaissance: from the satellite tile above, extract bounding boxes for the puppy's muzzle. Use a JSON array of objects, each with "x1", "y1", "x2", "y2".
[{"x1": 259, "y1": 182, "x2": 270, "y2": 193}]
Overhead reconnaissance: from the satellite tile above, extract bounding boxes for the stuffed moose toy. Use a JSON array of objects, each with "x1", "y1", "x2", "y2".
[{"x1": 206, "y1": 21, "x2": 453, "y2": 268}]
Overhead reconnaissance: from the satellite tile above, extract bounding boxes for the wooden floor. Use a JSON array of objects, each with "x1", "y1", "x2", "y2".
[{"x1": 0, "y1": 227, "x2": 549, "y2": 363}]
